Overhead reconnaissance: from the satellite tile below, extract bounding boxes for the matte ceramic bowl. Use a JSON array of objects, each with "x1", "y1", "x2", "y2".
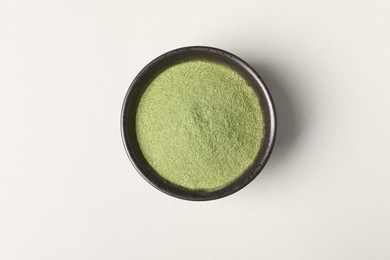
[{"x1": 121, "y1": 46, "x2": 276, "y2": 201}]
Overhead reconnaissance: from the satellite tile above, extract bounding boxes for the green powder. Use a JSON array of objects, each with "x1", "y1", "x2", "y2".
[{"x1": 136, "y1": 59, "x2": 264, "y2": 191}]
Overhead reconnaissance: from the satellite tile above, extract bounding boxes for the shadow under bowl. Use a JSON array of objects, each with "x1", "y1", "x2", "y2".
[{"x1": 121, "y1": 46, "x2": 277, "y2": 201}]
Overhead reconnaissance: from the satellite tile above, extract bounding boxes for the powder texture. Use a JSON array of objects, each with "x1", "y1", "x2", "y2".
[{"x1": 136, "y1": 60, "x2": 264, "y2": 191}]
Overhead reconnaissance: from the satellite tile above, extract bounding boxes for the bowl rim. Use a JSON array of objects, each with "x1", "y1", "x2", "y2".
[{"x1": 121, "y1": 46, "x2": 277, "y2": 201}]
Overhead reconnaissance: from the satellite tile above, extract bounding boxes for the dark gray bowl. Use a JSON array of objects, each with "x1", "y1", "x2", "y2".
[{"x1": 121, "y1": 46, "x2": 276, "y2": 201}]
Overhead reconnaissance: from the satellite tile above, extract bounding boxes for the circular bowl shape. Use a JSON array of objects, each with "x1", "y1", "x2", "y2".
[{"x1": 121, "y1": 46, "x2": 276, "y2": 201}]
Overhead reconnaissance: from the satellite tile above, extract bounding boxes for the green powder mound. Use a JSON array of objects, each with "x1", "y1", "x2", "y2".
[{"x1": 136, "y1": 59, "x2": 264, "y2": 191}]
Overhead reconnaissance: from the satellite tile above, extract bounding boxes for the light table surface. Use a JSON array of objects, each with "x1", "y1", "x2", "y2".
[{"x1": 1, "y1": 1, "x2": 389, "y2": 259}]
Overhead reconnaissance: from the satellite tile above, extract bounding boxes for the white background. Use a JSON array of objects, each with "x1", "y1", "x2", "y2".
[{"x1": 1, "y1": 1, "x2": 390, "y2": 259}]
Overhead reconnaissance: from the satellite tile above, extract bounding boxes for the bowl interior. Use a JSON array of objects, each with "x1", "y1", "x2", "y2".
[{"x1": 121, "y1": 47, "x2": 276, "y2": 200}]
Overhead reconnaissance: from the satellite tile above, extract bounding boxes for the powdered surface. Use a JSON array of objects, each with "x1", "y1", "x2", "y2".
[{"x1": 136, "y1": 60, "x2": 264, "y2": 191}]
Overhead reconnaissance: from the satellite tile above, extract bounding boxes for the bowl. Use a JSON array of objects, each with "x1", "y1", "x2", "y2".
[{"x1": 121, "y1": 46, "x2": 276, "y2": 201}]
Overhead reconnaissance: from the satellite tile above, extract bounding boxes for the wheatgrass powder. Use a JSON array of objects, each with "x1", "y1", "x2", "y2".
[{"x1": 135, "y1": 59, "x2": 265, "y2": 191}]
